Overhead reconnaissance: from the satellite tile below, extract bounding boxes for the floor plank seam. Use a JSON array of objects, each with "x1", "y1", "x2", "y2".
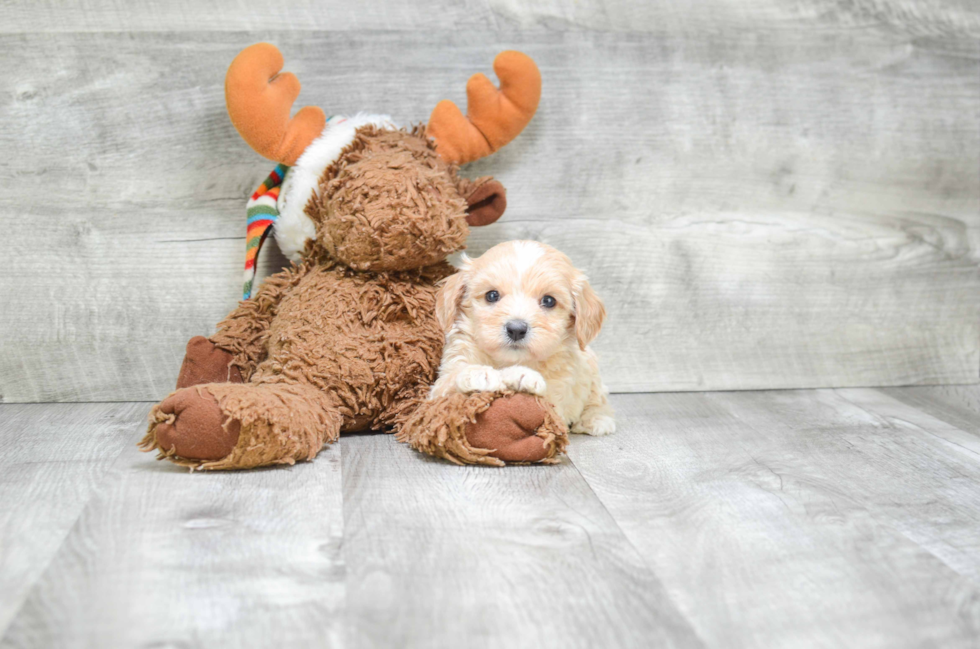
[
  {"x1": 559, "y1": 452, "x2": 712, "y2": 648},
  {"x1": 561, "y1": 449, "x2": 686, "y2": 585}
]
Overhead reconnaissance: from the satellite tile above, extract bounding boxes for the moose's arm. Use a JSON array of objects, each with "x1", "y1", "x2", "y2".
[{"x1": 209, "y1": 265, "x2": 303, "y2": 381}]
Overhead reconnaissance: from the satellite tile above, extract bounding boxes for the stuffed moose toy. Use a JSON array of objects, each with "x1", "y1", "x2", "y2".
[{"x1": 140, "y1": 43, "x2": 568, "y2": 469}]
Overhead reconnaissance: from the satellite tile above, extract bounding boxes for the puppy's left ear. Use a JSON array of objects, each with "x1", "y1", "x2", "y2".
[
  {"x1": 458, "y1": 176, "x2": 506, "y2": 227},
  {"x1": 572, "y1": 274, "x2": 606, "y2": 350}
]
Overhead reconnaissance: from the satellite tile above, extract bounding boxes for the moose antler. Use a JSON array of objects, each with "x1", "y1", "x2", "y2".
[
  {"x1": 428, "y1": 51, "x2": 541, "y2": 165},
  {"x1": 225, "y1": 43, "x2": 326, "y2": 166}
]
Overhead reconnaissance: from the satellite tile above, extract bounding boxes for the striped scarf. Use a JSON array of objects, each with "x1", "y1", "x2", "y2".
[{"x1": 243, "y1": 163, "x2": 287, "y2": 299}]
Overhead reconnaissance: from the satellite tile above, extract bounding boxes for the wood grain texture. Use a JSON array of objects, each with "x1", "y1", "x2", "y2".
[
  {"x1": 731, "y1": 388, "x2": 980, "y2": 583},
  {"x1": 842, "y1": 387, "x2": 980, "y2": 458},
  {"x1": 0, "y1": 0, "x2": 495, "y2": 32},
  {"x1": 489, "y1": 0, "x2": 980, "y2": 36},
  {"x1": 1, "y1": 26, "x2": 978, "y2": 401},
  {"x1": 340, "y1": 432, "x2": 704, "y2": 648},
  {"x1": 0, "y1": 434, "x2": 345, "y2": 647},
  {"x1": 4, "y1": 390, "x2": 980, "y2": 645},
  {"x1": 882, "y1": 384, "x2": 980, "y2": 437},
  {"x1": 5, "y1": 0, "x2": 979, "y2": 37},
  {"x1": 0, "y1": 402, "x2": 142, "y2": 637},
  {"x1": 567, "y1": 391, "x2": 980, "y2": 648}
]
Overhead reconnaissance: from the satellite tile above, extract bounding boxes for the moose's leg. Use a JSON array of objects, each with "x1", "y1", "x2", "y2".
[
  {"x1": 175, "y1": 336, "x2": 244, "y2": 389},
  {"x1": 140, "y1": 381, "x2": 342, "y2": 470},
  {"x1": 396, "y1": 392, "x2": 568, "y2": 466}
]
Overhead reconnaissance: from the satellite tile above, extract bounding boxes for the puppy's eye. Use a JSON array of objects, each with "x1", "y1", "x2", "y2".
[
  {"x1": 541, "y1": 295, "x2": 557, "y2": 309},
  {"x1": 485, "y1": 290, "x2": 500, "y2": 303}
]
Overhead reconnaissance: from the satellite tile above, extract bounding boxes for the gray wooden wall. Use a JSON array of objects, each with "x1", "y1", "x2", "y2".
[{"x1": 1, "y1": 1, "x2": 978, "y2": 402}]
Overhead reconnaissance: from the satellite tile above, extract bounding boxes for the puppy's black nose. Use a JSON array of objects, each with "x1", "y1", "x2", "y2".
[{"x1": 505, "y1": 320, "x2": 529, "y2": 342}]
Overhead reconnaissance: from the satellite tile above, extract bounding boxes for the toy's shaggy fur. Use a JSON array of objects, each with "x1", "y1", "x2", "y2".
[
  {"x1": 140, "y1": 127, "x2": 567, "y2": 469},
  {"x1": 397, "y1": 391, "x2": 567, "y2": 467}
]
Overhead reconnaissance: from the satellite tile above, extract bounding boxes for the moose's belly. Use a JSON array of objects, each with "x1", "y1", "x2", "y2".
[{"x1": 255, "y1": 264, "x2": 445, "y2": 412}]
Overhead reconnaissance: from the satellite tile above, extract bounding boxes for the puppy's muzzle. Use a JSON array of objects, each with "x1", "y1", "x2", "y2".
[{"x1": 505, "y1": 320, "x2": 529, "y2": 342}]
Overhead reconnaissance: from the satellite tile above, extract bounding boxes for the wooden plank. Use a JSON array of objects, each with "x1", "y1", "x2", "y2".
[
  {"x1": 0, "y1": 0, "x2": 495, "y2": 32},
  {"x1": 340, "y1": 432, "x2": 704, "y2": 648},
  {"x1": 0, "y1": 402, "x2": 141, "y2": 637},
  {"x1": 489, "y1": 0, "x2": 980, "y2": 36},
  {"x1": 568, "y1": 392, "x2": 980, "y2": 648},
  {"x1": 6, "y1": 0, "x2": 979, "y2": 36},
  {"x1": 0, "y1": 425, "x2": 346, "y2": 647},
  {"x1": 882, "y1": 384, "x2": 980, "y2": 438},
  {"x1": 723, "y1": 388, "x2": 980, "y2": 583},
  {"x1": 843, "y1": 387, "x2": 980, "y2": 457},
  {"x1": 1, "y1": 29, "x2": 978, "y2": 401},
  {"x1": 1, "y1": 203, "x2": 279, "y2": 403}
]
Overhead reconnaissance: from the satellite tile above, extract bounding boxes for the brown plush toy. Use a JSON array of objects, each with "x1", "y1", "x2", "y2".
[{"x1": 139, "y1": 43, "x2": 567, "y2": 470}]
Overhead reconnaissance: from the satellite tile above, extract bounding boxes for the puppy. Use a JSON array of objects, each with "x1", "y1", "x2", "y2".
[{"x1": 430, "y1": 240, "x2": 615, "y2": 436}]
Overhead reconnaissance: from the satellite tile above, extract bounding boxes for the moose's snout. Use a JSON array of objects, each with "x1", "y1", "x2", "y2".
[{"x1": 505, "y1": 320, "x2": 529, "y2": 342}]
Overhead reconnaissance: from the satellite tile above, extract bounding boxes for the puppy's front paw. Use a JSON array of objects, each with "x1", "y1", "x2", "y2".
[
  {"x1": 573, "y1": 415, "x2": 616, "y2": 436},
  {"x1": 456, "y1": 366, "x2": 505, "y2": 394},
  {"x1": 499, "y1": 366, "x2": 547, "y2": 396}
]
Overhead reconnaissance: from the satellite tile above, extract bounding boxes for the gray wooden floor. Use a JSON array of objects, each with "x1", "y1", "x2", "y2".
[{"x1": 2, "y1": 387, "x2": 980, "y2": 648}]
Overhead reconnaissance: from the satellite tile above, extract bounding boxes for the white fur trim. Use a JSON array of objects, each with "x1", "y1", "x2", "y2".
[{"x1": 275, "y1": 113, "x2": 396, "y2": 262}]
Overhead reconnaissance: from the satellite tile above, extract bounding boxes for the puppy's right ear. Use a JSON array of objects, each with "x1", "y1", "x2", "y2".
[{"x1": 436, "y1": 268, "x2": 468, "y2": 332}]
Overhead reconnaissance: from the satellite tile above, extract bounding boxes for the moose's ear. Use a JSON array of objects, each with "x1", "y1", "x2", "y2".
[{"x1": 459, "y1": 177, "x2": 507, "y2": 227}]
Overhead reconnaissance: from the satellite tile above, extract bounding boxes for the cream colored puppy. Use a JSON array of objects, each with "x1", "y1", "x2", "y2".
[{"x1": 430, "y1": 241, "x2": 615, "y2": 436}]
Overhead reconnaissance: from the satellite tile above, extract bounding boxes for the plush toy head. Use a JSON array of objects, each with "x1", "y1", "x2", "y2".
[
  {"x1": 314, "y1": 126, "x2": 494, "y2": 272},
  {"x1": 226, "y1": 44, "x2": 541, "y2": 287}
]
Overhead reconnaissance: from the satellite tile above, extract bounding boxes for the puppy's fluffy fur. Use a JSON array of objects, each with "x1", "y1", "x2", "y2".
[{"x1": 430, "y1": 241, "x2": 615, "y2": 436}]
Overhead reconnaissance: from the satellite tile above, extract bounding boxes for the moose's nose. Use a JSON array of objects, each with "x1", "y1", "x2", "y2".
[{"x1": 505, "y1": 320, "x2": 529, "y2": 342}]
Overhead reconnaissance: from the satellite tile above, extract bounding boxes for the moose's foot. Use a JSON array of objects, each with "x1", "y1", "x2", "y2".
[
  {"x1": 176, "y1": 336, "x2": 243, "y2": 389},
  {"x1": 397, "y1": 392, "x2": 568, "y2": 466},
  {"x1": 466, "y1": 393, "x2": 557, "y2": 462},
  {"x1": 141, "y1": 381, "x2": 342, "y2": 470},
  {"x1": 145, "y1": 387, "x2": 241, "y2": 462}
]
